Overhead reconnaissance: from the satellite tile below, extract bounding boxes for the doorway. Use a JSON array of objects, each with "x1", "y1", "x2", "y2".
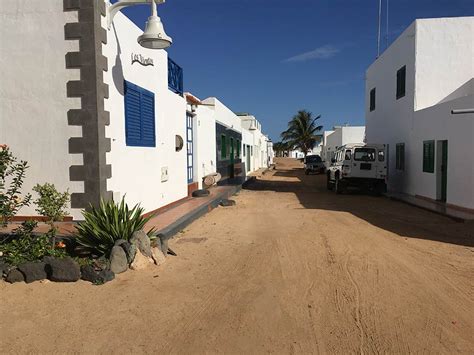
[
  {"x1": 230, "y1": 137, "x2": 234, "y2": 178},
  {"x1": 186, "y1": 113, "x2": 194, "y2": 183},
  {"x1": 436, "y1": 140, "x2": 448, "y2": 202},
  {"x1": 246, "y1": 145, "x2": 251, "y2": 173}
]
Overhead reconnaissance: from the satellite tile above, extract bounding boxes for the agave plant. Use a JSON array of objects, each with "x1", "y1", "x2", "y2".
[{"x1": 75, "y1": 197, "x2": 155, "y2": 257}]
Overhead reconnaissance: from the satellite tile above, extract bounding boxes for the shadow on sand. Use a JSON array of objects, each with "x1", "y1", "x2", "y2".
[{"x1": 244, "y1": 163, "x2": 474, "y2": 248}]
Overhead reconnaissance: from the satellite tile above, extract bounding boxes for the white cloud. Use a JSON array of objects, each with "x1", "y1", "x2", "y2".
[{"x1": 283, "y1": 45, "x2": 340, "y2": 63}]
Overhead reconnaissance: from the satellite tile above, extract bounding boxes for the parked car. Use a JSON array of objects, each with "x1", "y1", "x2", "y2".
[
  {"x1": 326, "y1": 143, "x2": 387, "y2": 194},
  {"x1": 304, "y1": 155, "x2": 325, "y2": 175}
]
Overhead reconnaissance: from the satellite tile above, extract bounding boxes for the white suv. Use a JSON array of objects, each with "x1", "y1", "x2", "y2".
[{"x1": 327, "y1": 143, "x2": 387, "y2": 194}]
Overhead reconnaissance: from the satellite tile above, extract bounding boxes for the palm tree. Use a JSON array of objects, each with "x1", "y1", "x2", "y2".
[
  {"x1": 281, "y1": 110, "x2": 323, "y2": 157},
  {"x1": 272, "y1": 141, "x2": 290, "y2": 157}
]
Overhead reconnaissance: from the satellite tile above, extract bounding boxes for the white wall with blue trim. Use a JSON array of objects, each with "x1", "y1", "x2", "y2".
[{"x1": 104, "y1": 12, "x2": 187, "y2": 213}]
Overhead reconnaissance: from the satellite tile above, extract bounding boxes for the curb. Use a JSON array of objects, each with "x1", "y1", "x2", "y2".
[
  {"x1": 388, "y1": 195, "x2": 466, "y2": 223},
  {"x1": 156, "y1": 177, "x2": 256, "y2": 242}
]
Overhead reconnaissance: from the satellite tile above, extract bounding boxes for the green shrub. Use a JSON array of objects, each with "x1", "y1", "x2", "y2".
[
  {"x1": 33, "y1": 183, "x2": 70, "y2": 235},
  {"x1": 0, "y1": 221, "x2": 66, "y2": 266},
  {"x1": 75, "y1": 198, "x2": 155, "y2": 257},
  {"x1": 0, "y1": 145, "x2": 32, "y2": 227}
]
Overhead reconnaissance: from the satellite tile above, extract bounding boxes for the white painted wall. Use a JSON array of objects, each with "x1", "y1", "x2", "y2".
[
  {"x1": 241, "y1": 128, "x2": 254, "y2": 173},
  {"x1": 323, "y1": 127, "x2": 365, "y2": 167},
  {"x1": 413, "y1": 95, "x2": 473, "y2": 209},
  {"x1": 104, "y1": 12, "x2": 187, "y2": 213},
  {"x1": 321, "y1": 130, "x2": 334, "y2": 163},
  {"x1": 203, "y1": 97, "x2": 242, "y2": 133},
  {"x1": 267, "y1": 140, "x2": 274, "y2": 166},
  {"x1": 415, "y1": 17, "x2": 474, "y2": 110},
  {"x1": 365, "y1": 17, "x2": 474, "y2": 209},
  {"x1": 366, "y1": 21, "x2": 418, "y2": 193},
  {"x1": 0, "y1": 0, "x2": 83, "y2": 219},
  {"x1": 193, "y1": 104, "x2": 216, "y2": 188},
  {"x1": 342, "y1": 127, "x2": 366, "y2": 145}
]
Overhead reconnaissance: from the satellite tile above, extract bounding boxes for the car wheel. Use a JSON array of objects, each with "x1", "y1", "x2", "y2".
[
  {"x1": 327, "y1": 172, "x2": 333, "y2": 190},
  {"x1": 375, "y1": 182, "x2": 386, "y2": 196}
]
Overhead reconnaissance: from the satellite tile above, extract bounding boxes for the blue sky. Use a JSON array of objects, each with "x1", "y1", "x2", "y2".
[{"x1": 115, "y1": 0, "x2": 473, "y2": 141}]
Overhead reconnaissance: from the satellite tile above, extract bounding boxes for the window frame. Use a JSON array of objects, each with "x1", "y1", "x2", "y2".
[
  {"x1": 369, "y1": 88, "x2": 376, "y2": 112},
  {"x1": 395, "y1": 143, "x2": 405, "y2": 170},
  {"x1": 221, "y1": 134, "x2": 227, "y2": 159},
  {"x1": 124, "y1": 80, "x2": 156, "y2": 148},
  {"x1": 354, "y1": 148, "x2": 376, "y2": 162},
  {"x1": 396, "y1": 65, "x2": 406, "y2": 100},
  {"x1": 422, "y1": 140, "x2": 435, "y2": 173}
]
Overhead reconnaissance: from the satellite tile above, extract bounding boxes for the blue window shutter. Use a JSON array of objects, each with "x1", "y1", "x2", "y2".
[
  {"x1": 124, "y1": 81, "x2": 156, "y2": 147},
  {"x1": 141, "y1": 91, "x2": 155, "y2": 146}
]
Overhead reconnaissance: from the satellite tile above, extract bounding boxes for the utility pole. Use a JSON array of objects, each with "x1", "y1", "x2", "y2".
[
  {"x1": 377, "y1": 0, "x2": 382, "y2": 58},
  {"x1": 386, "y1": 0, "x2": 389, "y2": 49}
]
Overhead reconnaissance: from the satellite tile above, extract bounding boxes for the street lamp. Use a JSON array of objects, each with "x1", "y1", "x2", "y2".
[{"x1": 107, "y1": 0, "x2": 172, "y2": 49}]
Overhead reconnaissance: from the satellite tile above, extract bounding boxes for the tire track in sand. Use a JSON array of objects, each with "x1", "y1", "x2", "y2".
[{"x1": 344, "y1": 249, "x2": 365, "y2": 354}]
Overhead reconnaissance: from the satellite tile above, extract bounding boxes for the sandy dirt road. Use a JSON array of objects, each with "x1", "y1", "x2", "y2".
[{"x1": 1, "y1": 158, "x2": 473, "y2": 354}]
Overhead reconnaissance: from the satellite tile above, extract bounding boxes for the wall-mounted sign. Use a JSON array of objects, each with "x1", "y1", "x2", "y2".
[{"x1": 131, "y1": 53, "x2": 154, "y2": 67}]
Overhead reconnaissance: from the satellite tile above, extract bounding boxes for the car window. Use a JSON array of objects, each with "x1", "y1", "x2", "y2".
[
  {"x1": 345, "y1": 150, "x2": 352, "y2": 160},
  {"x1": 378, "y1": 150, "x2": 385, "y2": 162},
  {"x1": 306, "y1": 155, "x2": 322, "y2": 163},
  {"x1": 354, "y1": 148, "x2": 376, "y2": 161}
]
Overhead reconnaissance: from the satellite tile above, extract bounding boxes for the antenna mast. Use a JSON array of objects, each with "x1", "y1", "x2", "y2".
[
  {"x1": 386, "y1": 0, "x2": 389, "y2": 49},
  {"x1": 377, "y1": 0, "x2": 382, "y2": 58}
]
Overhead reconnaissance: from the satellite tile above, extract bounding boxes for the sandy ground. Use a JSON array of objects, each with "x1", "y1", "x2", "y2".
[{"x1": 1, "y1": 158, "x2": 473, "y2": 354}]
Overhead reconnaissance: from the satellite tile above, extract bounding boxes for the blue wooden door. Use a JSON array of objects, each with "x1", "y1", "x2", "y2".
[{"x1": 186, "y1": 113, "x2": 194, "y2": 183}]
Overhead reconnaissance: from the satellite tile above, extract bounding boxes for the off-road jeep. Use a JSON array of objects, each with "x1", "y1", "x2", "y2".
[{"x1": 326, "y1": 143, "x2": 387, "y2": 194}]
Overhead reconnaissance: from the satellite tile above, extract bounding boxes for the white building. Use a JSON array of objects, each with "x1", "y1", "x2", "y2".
[
  {"x1": 0, "y1": 0, "x2": 272, "y2": 221},
  {"x1": 365, "y1": 17, "x2": 474, "y2": 211},
  {"x1": 321, "y1": 126, "x2": 366, "y2": 165},
  {"x1": 238, "y1": 114, "x2": 273, "y2": 170},
  {"x1": 1, "y1": 0, "x2": 187, "y2": 219}
]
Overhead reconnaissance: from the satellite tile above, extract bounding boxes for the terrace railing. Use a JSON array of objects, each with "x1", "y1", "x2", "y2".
[{"x1": 168, "y1": 57, "x2": 183, "y2": 96}]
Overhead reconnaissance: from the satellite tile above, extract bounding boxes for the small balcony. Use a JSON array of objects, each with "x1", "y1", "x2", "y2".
[{"x1": 168, "y1": 57, "x2": 183, "y2": 96}]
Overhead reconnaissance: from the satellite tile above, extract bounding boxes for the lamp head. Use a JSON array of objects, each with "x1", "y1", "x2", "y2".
[{"x1": 138, "y1": 15, "x2": 172, "y2": 49}]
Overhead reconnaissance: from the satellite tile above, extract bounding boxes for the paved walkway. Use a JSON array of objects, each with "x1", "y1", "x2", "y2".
[
  {"x1": 388, "y1": 192, "x2": 474, "y2": 221},
  {"x1": 0, "y1": 183, "x2": 246, "y2": 238}
]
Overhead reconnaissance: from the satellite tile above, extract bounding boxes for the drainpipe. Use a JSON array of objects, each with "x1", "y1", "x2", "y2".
[{"x1": 451, "y1": 109, "x2": 474, "y2": 114}]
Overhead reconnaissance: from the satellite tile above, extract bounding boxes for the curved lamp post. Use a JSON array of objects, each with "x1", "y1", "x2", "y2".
[{"x1": 107, "y1": 0, "x2": 172, "y2": 49}]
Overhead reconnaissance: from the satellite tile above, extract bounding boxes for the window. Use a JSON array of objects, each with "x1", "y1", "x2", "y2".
[
  {"x1": 175, "y1": 135, "x2": 184, "y2": 152},
  {"x1": 354, "y1": 148, "x2": 376, "y2": 161},
  {"x1": 236, "y1": 140, "x2": 240, "y2": 158},
  {"x1": 378, "y1": 150, "x2": 385, "y2": 162},
  {"x1": 396, "y1": 143, "x2": 405, "y2": 170},
  {"x1": 230, "y1": 137, "x2": 234, "y2": 158},
  {"x1": 396, "y1": 66, "x2": 406, "y2": 99},
  {"x1": 124, "y1": 80, "x2": 155, "y2": 147},
  {"x1": 423, "y1": 140, "x2": 435, "y2": 173},
  {"x1": 221, "y1": 135, "x2": 227, "y2": 159},
  {"x1": 369, "y1": 88, "x2": 376, "y2": 111},
  {"x1": 344, "y1": 150, "x2": 352, "y2": 160},
  {"x1": 306, "y1": 155, "x2": 322, "y2": 163},
  {"x1": 243, "y1": 144, "x2": 246, "y2": 157}
]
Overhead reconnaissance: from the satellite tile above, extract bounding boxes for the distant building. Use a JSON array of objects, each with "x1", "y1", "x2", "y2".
[
  {"x1": 238, "y1": 114, "x2": 273, "y2": 170},
  {"x1": 321, "y1": 126, "x2": 366, "y2": 166},
  {"x1": 365, "y1": 17, "x2": 474, "y2": 211}
]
